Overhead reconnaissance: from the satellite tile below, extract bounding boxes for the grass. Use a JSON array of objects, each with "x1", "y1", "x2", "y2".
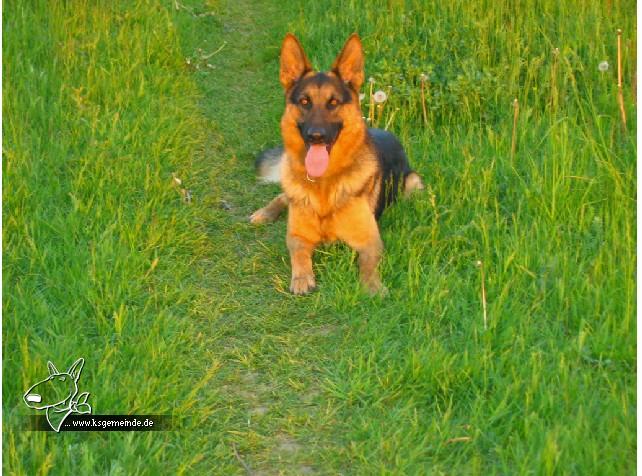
[
  {"x1": 4, "y1": 0, "x2": 636, "y2": 474},
  {"x1": 3, "y1": 0, "x2": 216, "y2": 473}
]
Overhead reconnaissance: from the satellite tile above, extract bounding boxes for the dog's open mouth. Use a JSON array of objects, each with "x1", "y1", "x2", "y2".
[
  {"x1": 305, "y1": 142, "x2": 333, "y2": 178},
  {"x1": 26, "y1": 393, "x2": 42, "y2": 403}
]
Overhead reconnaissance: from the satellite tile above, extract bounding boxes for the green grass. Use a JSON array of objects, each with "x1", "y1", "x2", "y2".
[
  {"x1": 3, "y1": 1, "x2": 216, "y2": 473},
  {"x1": 4, "y1": 0, "x2": 635, "y2": 474}
]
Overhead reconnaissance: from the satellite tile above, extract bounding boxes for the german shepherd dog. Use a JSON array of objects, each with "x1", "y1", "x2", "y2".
[{"x1": 251, "y1": 33, "x2": 424, "y2": 295}]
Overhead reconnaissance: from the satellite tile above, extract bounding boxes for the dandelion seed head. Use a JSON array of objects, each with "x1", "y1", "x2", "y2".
[
  {"x1": 373, "y1": 90, "x2": 388, "y2": 103},
  {"x1": 368, "y1": 77, "x2": 376, "y2": 84},
  {"x1": 420, "y1": 73, "x2": 428, "y2": 81},
  {"x1": 598, "y1": 61, "x2": 609, "y2": 72}
]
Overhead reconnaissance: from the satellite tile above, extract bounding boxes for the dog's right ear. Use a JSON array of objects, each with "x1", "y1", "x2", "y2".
[
  {"x1": 280, "y1": 33, "x2": 312, "y2": 91},
  {"x1": 47, "y1": 361, "x2": 59, "y2": 376}
]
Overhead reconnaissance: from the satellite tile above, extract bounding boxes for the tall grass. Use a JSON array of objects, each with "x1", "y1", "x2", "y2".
[{"x1": 3, "y1": 1, "x2": 219, "y2": 473}]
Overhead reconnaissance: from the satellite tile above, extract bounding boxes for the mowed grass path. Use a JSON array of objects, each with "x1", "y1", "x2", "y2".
[{"x1": 4, "y1": 0, "x2": 636, "y2": 474}]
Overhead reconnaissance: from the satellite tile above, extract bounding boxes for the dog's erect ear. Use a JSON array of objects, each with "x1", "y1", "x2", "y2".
[
  {"x1": 67, "y1": 358, "x2": 85, "y2": 382},
  {"x1": 47, "y1": 361, "x2": 60, "y2": 376},
  {"x1": 280, "y1": 34, "x2": 312, "y2": 90},
  {"x1": 331, "y1": 33, "x2": 364, "y2": 91}
]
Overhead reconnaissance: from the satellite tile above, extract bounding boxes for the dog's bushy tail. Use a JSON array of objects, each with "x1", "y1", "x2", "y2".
[{"x1": 255, "y1": 147, "x2": 285, "y2": 183}]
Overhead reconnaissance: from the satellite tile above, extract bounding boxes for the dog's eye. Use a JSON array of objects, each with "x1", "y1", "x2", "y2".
[
  {"x1": 299, "y1": 97, "x2": 310, "y2": 107},
  {"x1": 328, "y1": 98, "x2": 340, "y2": 109}
]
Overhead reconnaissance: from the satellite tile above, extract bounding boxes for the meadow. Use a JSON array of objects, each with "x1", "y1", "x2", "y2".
[{"x1": 3, "y1": 0, "x2": 636, "y2": 474}]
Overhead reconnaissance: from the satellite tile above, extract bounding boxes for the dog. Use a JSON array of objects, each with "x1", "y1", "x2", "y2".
[{"x1": 250, "y1": 33, "x2": 424, "y2": 295}]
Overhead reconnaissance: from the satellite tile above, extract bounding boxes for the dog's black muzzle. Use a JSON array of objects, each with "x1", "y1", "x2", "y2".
[{"x1": 298, "y1": 122, "x2": 343, "y2": 150}]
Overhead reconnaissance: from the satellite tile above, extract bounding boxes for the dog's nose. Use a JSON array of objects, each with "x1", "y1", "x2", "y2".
[{"x1": 306, "y1": 127, "x2": 327, "y2": 143}]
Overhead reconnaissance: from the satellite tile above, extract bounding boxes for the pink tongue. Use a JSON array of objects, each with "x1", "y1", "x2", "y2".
[{"x1": 305, "y1": 145, "x2": 329, "y2": 178}]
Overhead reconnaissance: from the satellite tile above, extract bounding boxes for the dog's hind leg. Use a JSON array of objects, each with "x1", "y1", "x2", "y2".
[
  {"x1": 250, "y1": 193, "x2": 289, "y2": 224},
  {"x1": 403, "y1": 171, "x2": 424, "y2": 197}
]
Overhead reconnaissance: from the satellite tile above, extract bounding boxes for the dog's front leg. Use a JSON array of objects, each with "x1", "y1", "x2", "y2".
[
  {"x1": 333, "y1": 199, "x2": 385, "y2": 295},
  {"x1": 287, "y1": 235, "x2": 317, "y2": 294},
  {"x1": 287, "y1": 205, "x2": 320, "y2": 295},
  {"x1": 355, "y1": 235, "x2": 384, "y2": 295}
]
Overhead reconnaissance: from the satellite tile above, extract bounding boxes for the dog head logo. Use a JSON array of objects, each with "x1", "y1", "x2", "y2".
[{"x1": 23, "y1": 358, "x2": 92, "y2": 432}]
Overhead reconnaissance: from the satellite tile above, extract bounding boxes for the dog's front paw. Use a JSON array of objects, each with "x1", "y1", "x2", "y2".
[
  {"x1": 363, "y1": 278, "x2": 388, "y2": 297},
  {"x1": 290, "y1": 274, "x2": 316, "y2": 295},
  {"x1": 250, "y1": 208, "x2": 272, "y2": 224},
  {"x1": 371, "y1": 284, "x2": 389, "y2": 297}
]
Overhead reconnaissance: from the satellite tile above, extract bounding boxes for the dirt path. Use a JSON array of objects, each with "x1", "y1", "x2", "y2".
[{"x1": 171, "y1": 1, "x2": 344, "y2": 473}]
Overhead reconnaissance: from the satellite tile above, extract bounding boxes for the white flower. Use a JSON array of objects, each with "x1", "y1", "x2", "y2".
[
  {"x1": 598, "y1": 61, "x2": 609, "y2": 72},
  {"x1": 373, "y1": 90, "x2": 387, "y2": 103},
  {"x1": 359, "y1": 92, "x2": 366, "y2": 101}
]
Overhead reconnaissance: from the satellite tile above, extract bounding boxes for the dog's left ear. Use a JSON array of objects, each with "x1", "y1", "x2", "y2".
[
  {"x1": 331, "y1": 33, "x2": 364, "y2": 91},
  {"x1": 47, "y1": 361, "x2": 60, "y2": 376}
]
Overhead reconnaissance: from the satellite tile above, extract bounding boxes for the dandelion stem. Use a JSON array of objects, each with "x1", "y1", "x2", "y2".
[
  {"x1": 384, "y1": 108, "x2": 399, "y2": 130},
  {"x1": 368, "y1": 79, "x2": 375, "y2": 124},
  {"x1": 629, "y1": 38, "x2": 637, "y2": 106},
  {"x1": 420, "y1": 75, "x2": 429, "y2": 127},
  {"x1": 429, "y1": 189, "x2": 438, "y2": 246},
  {"x1": 477, "y1": 260, "x2": 488, "y2": 330},
  {"x1": 617, "y1": 29, "x2": 627, "y2": 132},
  {"x1": 511, "y1": 98, "x2": 519, "y2": 160},
  {"x1": 201, "y1": 41, "x2": 227, "y2": 60},
  {"x1": 550, "y1": 48, "x2": 559, "y2": 113},
  {"x1": 447, "y1": 436, "x2": 472, "y2": 444}
]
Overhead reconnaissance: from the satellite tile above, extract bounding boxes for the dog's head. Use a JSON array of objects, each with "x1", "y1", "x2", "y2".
[
  {"x1": 279, "y1": 34, "x2": 366, "y2": 178},
  {"x1": 23, "y1": 359, "x2": 83, "y2": 410}
]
